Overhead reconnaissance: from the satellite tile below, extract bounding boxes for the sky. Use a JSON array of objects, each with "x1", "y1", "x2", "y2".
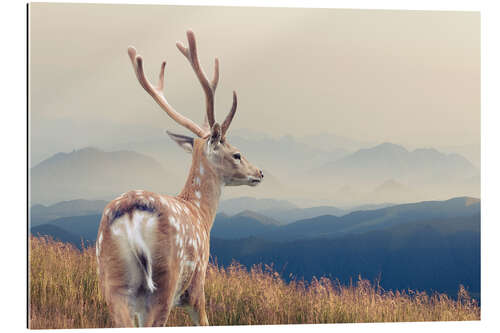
[{"x1": 30, "y1": 3, "x2": 479, "y2": 164}]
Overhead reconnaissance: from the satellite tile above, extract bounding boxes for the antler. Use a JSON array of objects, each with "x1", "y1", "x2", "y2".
[
  {"x1": 127, "y1": 46, "x2": 207, "y2": 138},
  {"x1": 176, "y1": 30, "x2": 219, "y2": 128},
  {"x1": 221, "y1": 91, "x2": 237, "y2": 138},
  {"x1": 128, "y1": 30, "x2": 239, "y2": 139}
]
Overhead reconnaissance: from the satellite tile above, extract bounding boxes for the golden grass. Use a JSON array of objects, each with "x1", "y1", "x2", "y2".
[{"x1": 29, "y1": 236, "x2": 480, "y2": 329}]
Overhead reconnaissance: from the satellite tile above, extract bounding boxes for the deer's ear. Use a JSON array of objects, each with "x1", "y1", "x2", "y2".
[
  {"x1": 209, "y1": 123, "x2": 222, "y2": 147},
  {"x1": 166, "y1": 131, "x2": 194, "y2": 153}
]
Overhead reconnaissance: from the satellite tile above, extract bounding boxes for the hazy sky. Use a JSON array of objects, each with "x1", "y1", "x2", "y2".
[{"x1": 30, "y1": 4, "x2": 479, "y2": 162}]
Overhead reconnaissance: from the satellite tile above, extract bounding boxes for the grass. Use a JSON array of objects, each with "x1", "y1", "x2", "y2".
[{"x1": 29, "y1": 236, "x2": 480, "y2": 329}]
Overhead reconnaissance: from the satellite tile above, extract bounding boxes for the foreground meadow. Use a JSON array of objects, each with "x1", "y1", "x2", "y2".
[{"x1": 29, "y1": 236, "x2": 479, "y2": 329}]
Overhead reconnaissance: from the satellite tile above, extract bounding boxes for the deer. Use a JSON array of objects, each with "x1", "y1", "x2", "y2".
[{"x1": 96, "y1": 30, "x2": 264, "y2": 327}]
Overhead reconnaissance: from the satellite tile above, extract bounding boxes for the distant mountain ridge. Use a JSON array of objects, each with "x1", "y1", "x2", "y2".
[
  {"x1": 316, "y1": 143, "x2": 477, "y2": 183},
  {"x1": 31, "y1": 199, "x2": 108, "y2": 226},
  {"x1": 31, "y1": 147, "x2": 172, "y2": 205},
  {"x1": 309, "y1": 142, "x2": 479, "y2": 204},
  {"x1": 212, "y1": 196, "x2": 480, "y2": 241}
]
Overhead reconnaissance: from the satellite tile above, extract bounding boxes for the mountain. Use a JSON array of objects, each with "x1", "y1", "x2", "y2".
[
  {"x1": 214, "y1": 196, "x2": 480, "y2": 242},
  {"x1": 31, "y1": 224, "x2": 84, "y2": 247},
  {"x1": 218, "y1": 197, "x2": 298, "y2": 216},
  {"x1": 262, "y1": 196, "x2": 480, "y2": 241},
  {"x1": 259, "y1": 206, "x2": 346, "y2": 224},
  {"x1": 31, "y1": 199, "x2": 108, "y2": 226},
  {"x1": 211, "y1": 212, "x2": 279, "y2": 239},
  {"x1": 311, "y1": 143, "x2": 479, "y2": 204},
  {"x1": 317, "y1": 143, "x2": 478, "y2": 184},
  {"x1": 30, "y1": 147, "x2": 172, "y2": 205},
  {"x1": 211, "y1": 213, "x2": 480, "y2": 297}
]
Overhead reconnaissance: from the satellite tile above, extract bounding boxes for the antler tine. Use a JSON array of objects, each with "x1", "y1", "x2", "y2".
[
  {"x1": 221, "y1": 91, "x2": 238, "y2": 138},
  {"x1": 127, "y1": 46, "x2": 207, "y2": 138},
  {"x1": 176, "y1": 30, "x2": 219, "y2": 128}
]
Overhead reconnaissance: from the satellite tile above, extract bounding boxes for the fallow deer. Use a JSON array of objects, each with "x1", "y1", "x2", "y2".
[{"x1": 96, "y1": 30, "x2": 263, "y2": 327}]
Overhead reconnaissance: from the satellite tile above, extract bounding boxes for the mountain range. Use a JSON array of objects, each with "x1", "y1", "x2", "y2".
[{"x1": 31, "y1": 139, "x2": 479, "y2": 207}]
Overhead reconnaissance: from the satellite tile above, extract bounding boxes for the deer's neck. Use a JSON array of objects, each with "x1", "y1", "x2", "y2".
[{"x1": 178, "y1": 143, "x2": 222, "y2": 231}]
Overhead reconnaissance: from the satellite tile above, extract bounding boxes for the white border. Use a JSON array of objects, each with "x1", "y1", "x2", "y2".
[{"x1": 3, "y1": 1, "x2": 499, "y2": 332}]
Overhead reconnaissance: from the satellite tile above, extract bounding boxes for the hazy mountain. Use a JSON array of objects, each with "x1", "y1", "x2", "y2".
[
  {"x1": 211, "y1": 212, "x2": 279, "y2": 239},
  {"x1": 218, "y1": 197, "x2": 298, "y2": 216},
  {"x1": 30, "y1": 147, "x2": 172, "y2": 205},
  {"x1": 258, "y1": 206, "x2": 346, "y2": 224},
  {"x1": 233, "y1": 210, "x2": 282, "y2": 226},
  {"x1": 317, "y1": 143, "x2": 478, "y2": 184},
  {"x1": 310, "y1": 143, "x2": 479, "y2": 204},
  {"x1": 31, "y1": 199, "x2": 108, "y2": 226}
]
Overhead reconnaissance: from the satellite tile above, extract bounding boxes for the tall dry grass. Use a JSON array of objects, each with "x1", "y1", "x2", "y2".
[{"x1": 29, "y1": 236, "x2": 480, "y2": 329}]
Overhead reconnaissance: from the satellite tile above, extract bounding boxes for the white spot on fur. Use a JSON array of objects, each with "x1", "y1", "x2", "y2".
[
  {"x1": 195, "y1": 177, "x2": 201, "y2": 186},
  {"x1": 149, "y1": 196, "x2": 155, "y2": 203},
  {"x1": 195, "y1": 191, "x2": 201, "y2": 199},
  {"x1": 169, "y1": 216, "x2": 180, "y2": 231},
  {"x1": 160, "y1": 196, "x2": 168, "y2": 206},
  {"x1": 199, "y1": 164, "x2": 205, "y2": 175},
  {"x1": 194, "y1": 201, "x2": 200, "y2": 208}
]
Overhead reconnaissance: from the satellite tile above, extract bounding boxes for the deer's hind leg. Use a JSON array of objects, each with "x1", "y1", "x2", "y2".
[
  {"x1": 105, "y1": 289, "x2": 136, "y2": 328},
  {"x1": 143, "y1": 272, "x2": 180, "y2": 327},
  {"x1": 180, "y1": 271, "x2": 209, "y2": 326}
]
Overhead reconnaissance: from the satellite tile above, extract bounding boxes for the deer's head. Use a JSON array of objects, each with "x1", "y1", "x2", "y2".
[{"x1": 128, "y1": 30, "x2": 263, "y2": 187}]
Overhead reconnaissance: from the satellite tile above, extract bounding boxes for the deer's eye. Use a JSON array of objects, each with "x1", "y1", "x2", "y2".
[{"x1": 233, "y1": 153, "x2": 241, "y2": 160}]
